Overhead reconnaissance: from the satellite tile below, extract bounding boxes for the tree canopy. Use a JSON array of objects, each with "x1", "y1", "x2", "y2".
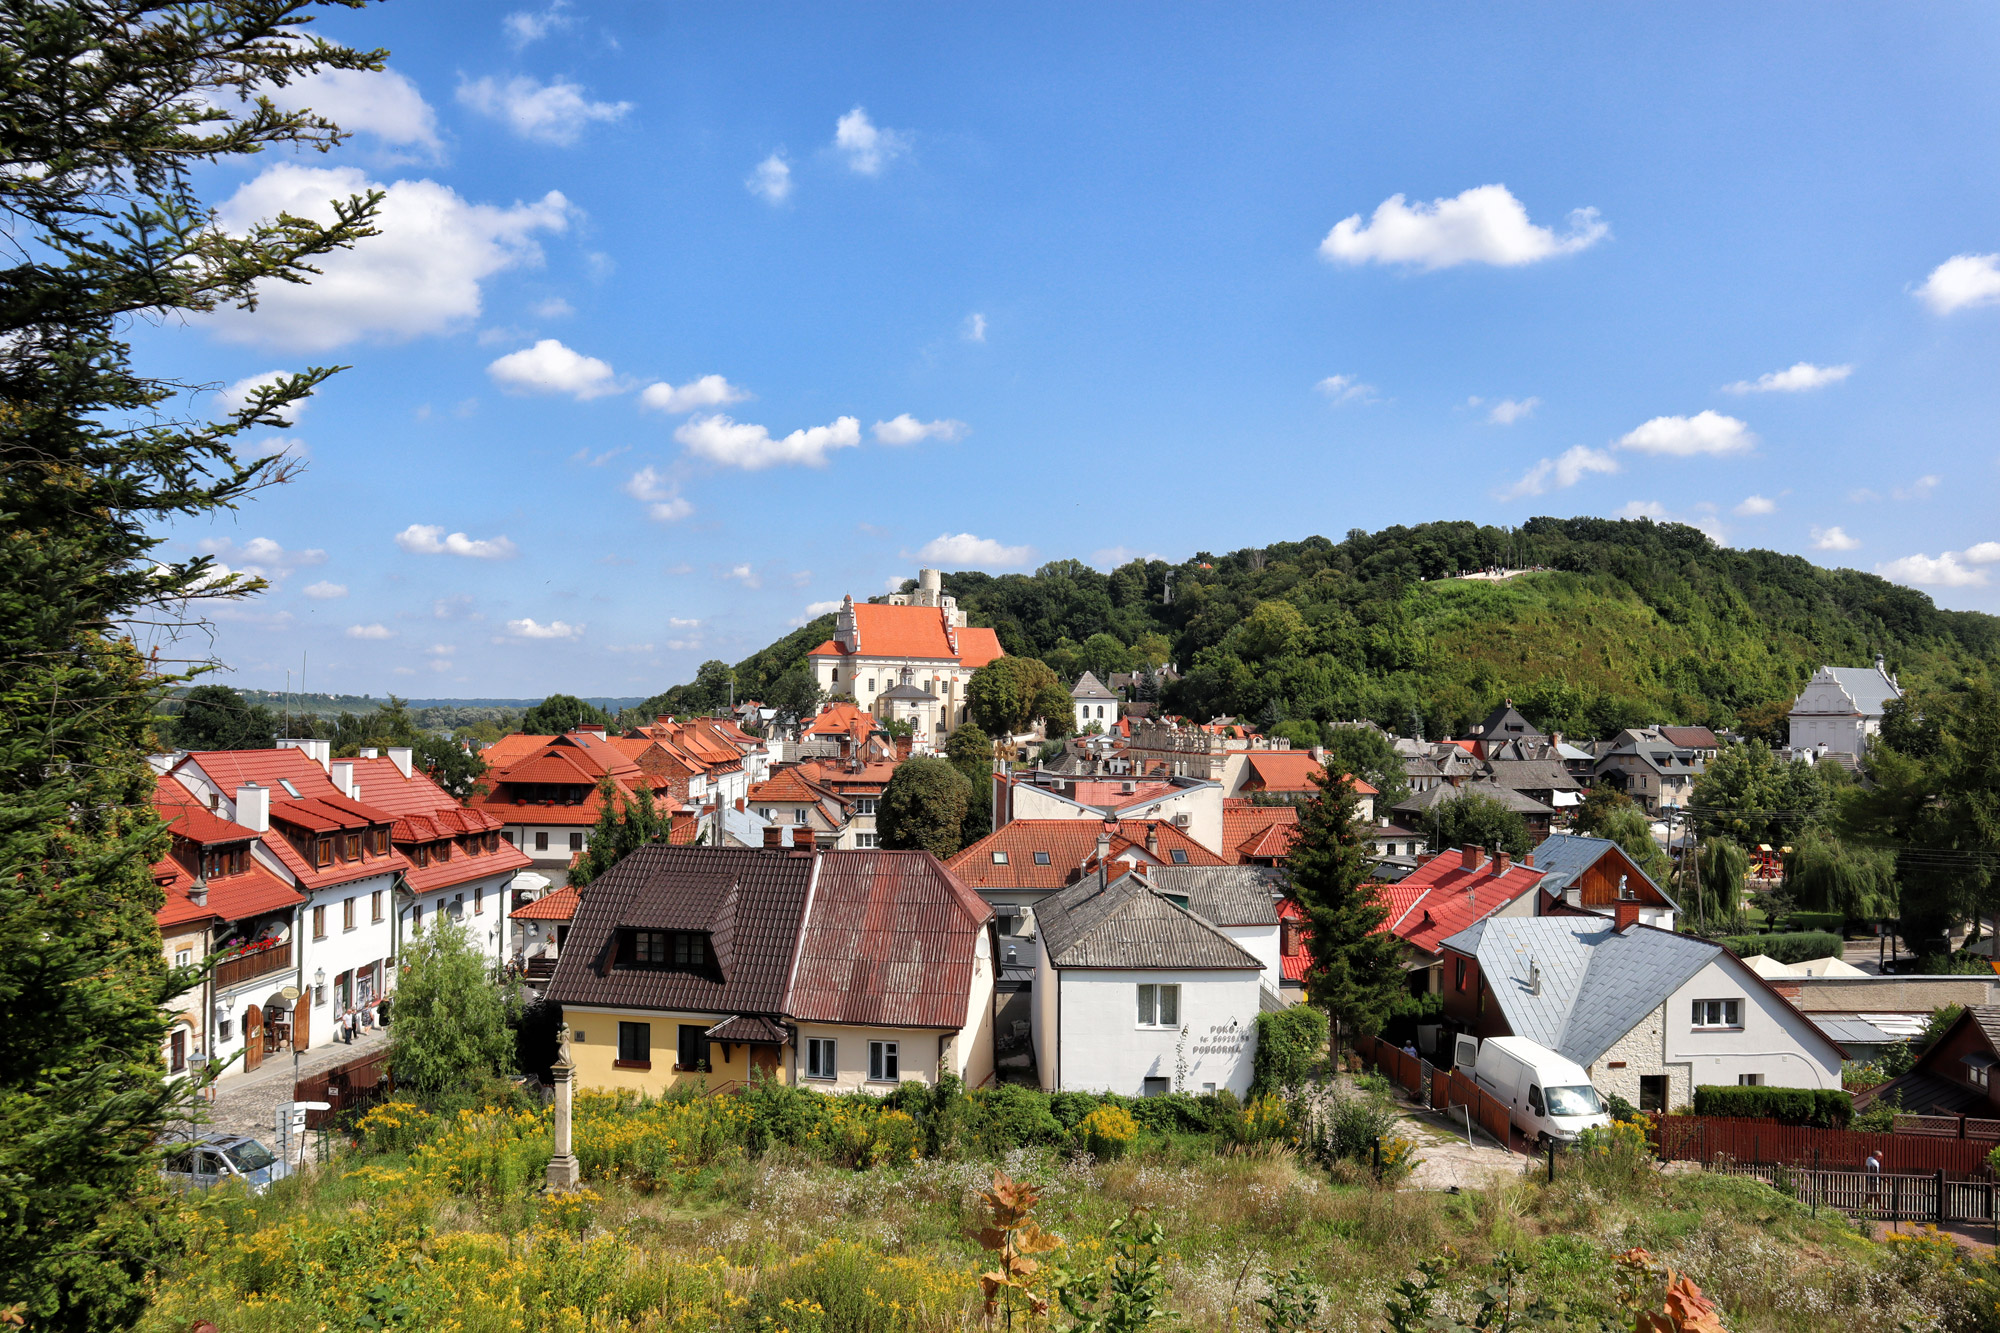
[
  {"x1": 945, "y1": 722, "x2": 994, "y2": 846},
  {"x1": 521, "y1": 693, "x2": 612, "y2": 735},
  {"x1": 164, "y1": 683, "x2": 279, "y2": 751},
  {"x1": 1421, "y1": 793, "x2": 1532, "y2": 861},
  {"x1": 567, "y1": 781, "x2": 672, "y2": 888},
  {"x1": 1320, "y1": 724, "x2": 1411, "y2": 808},
  {"x1": 966, "y1": 656, "x2": 1062, "y2": 736},
  {"x1": 390, "y1": 918, "x2": 519, "y2": 1106},
  {"x1": 877, "y1": 757, "x2": 973, "y2": 859}
]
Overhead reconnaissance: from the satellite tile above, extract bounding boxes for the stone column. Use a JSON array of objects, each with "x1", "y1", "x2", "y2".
[{"x1": 545, "y1": 1023, "x2": 580, "y2": 1190}]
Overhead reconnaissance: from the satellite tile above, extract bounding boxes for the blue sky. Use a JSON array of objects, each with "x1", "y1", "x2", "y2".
[{"x1": 148, "y1": 3, "x2": 2000, "y2": 697}]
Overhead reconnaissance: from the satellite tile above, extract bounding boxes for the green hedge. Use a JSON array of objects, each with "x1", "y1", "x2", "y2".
[
  {"x1": 1691, "y1": 1084, "x2": 1852, "y2": 1127},
  {"x1": 1252, "y1": 1005, "x2": 1329, "y2": 1097},
  {"x1": 1779, "y1": 913, "x2": 1845, "y2": 936},
  {"x1": 1710, "y1": 931, "x2": 1844, "y2": 965}
]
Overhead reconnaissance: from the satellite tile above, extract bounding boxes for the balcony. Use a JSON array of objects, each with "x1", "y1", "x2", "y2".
[{"x1": 214, "y1": 941, "x2": 291, "y2": 992}]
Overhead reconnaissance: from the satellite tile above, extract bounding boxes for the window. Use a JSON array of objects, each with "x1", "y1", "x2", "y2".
[
  {"x1": 1691, "y1": 999, "x2": 1742, "y2": 1029},
  {"x1": 474, "y1": 886, "x2": 484, "y2": 915},
  {"x1": 342, "y1": 832, "x2": 362, "y2": 861},
  {"x1": 867, "y1": 679, "x2": 875, "y2": 693},
  {"x1": 313, "y1": 984, "x2": 326, "y2": 1007},
  {"x1": 371, "y1": 890, "x2": 383, "y2": 923},
  {"x1": 314, "y1": 838, "x2": 333, "y2": 867},
  {"x1": 628, "y1": 930, "x2": 667, "y2": 965},
  {"x1": 1455, "y1": 958, "x2": 1467, "y2": 992},
  {"x1": 1527, "y1": 1085, "x2": 1544, "y2": 1116},
  {"x1": 855, "y1": 833, "x2": 878, "y2": 849},
  {"x1": 869, "y1": 1040, "x2": 900, "y2": 1082},
  {"x1": 202, "y1": 846, "x2": 246, "y2": 878},
  {"x1": 616, "y1": 1021, "x2": 651, "y2": 1068},
  {"x1": 535, "y1": 832, "x2": 549, "y2": 852},
  {"x1": 174, "y1": 948, "x2": 192, "y2": 968},
  {"x1": 992, "y1": 851, "x2": 1009, "y2": 864},
  {"x1": 806, "y1": 1037, "x2": 837, "y2": 1079},
  {"x1": 504, "y1": 831, "x2": 516, "y2": 846},
  {"x1": 569, "y1": 832, "x2": 584, "y2": 851},
  {"x1": 278, "y1": 778, "x2": 300, "y2": 798},
  {"x1": 312, "y1": 906, "x2": 326, "y2": 939},
  {"x1": 856, "y1": 798, "x2": 877, "y2": 816},
  {"x1": 676, "y1": 1024, "x2": 710, "y2": 1071},
  {"x1": 342, "y1": 896, "x2": 356, "y2": 931},
  {"x1": 1638, "y1": 1075, "x2": 1668, "y2": 1113},
  {"x1": 1169, "y1": 849, "x2": 1188, "y2": 864},
  {"x1": 1737, "y1": 1073, "x2": 1764, "y2": 1087},
  {"x1": 370, "y1": 828, "x2": 389, "y2": 855},
  {"x1": 1136, "y1": 983, "x2": 1180, "y2": 1028},
  {"x1": 794, "y1": 809, "x2": 807, "y2": 825},
  {"x1": 217, "y1": 1017, "x2": 232, "y2": 1043},
  {"x1": 1142, "y1": 1076, "x2": 1170, "y2": 1097},
  {"x1": 410, "y1": 903, "x2": 422, "y2": 934},
  {"x1": 170, "y1": 1028, "x2": 186, "y2": 1073},
  {"x1": 672, "y1": 932, "x2": 707, "y2": 970},
  {"x1": 1033, "y1": 851, "x2": 1050, "y2": 865}
]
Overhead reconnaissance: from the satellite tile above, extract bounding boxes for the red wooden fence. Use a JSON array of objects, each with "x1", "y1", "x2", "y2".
[
  {"x1": 1358, "y1": 1035, "x2": 1525, "y2": 1153},
  {"x1": 1652, "y1": 1115, "x2": 1996, "y2": 1177},
  {"x1": 295, "y1": 1050, "x2": 393, "y2": 1130}
]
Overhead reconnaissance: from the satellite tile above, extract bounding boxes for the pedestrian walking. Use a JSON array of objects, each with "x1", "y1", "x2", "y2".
[{"x1": 1865, "y1": 1150, "x2": 1883, "y2": 1214}]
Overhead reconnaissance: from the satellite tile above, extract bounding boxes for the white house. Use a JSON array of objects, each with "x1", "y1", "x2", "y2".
[
  {"x1": 1030, "y1": 867, "x2": 1263, "y2": 1097},
  {"x1": 805, "y1": 572, "x2": 1006, "y2": 740},
  {"x1": 1441, "y1": 915, "x2": 1845, "y2": 1114},
  {"x1": 1789, "y1": 657, "x2": 1902, "y2": 762},
  {"x1": 1144, "y1": 865, "x2": 1287, "y2": 998},
  {"x1": 1071, "y1": 672, "x2": 1118, "y2": 735}
]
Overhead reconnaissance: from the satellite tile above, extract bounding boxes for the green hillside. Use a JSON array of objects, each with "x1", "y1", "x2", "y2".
[{"x1": 699, "y1": 517, "x2": 1999, "y2": 741}]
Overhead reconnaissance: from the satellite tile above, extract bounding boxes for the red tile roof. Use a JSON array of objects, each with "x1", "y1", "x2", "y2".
[
  {"x1": 956, "y1": 627, "x2": 1004, "y2": 669},
  {"x1": 1379, "y1": 851, "x2": 1546, "y2": 955},
  {"x1": 153, "y1": 775, "x2": 259, "y2": 846},
  {"x1": 512, "y1": 884, "x2": 579, "y2": 921},
  {"x1": 152, "y1": 779, "x2": 304, "y2": 928},
  {"x1": 807, "y1": 702, "x2": 877, "y2": 738},
  {"x1": 402, "y1": 836, "x2": 532, "y2": 894},
  {"x1": 345, "y1": 756, "x2": 464, "y2": 818},
  {"x1": 786, "y1": 850, "x2": 993, "y2": 1029},
  {"x1": 946, "y1": 818, "x2": 1223, "y2": 891},
  {"x1": 1239, "y1": 752, "x2": 1376, "y2": 795},
  {"x1": 748, "y1": 767, "x2": 835, "y2": 806},
  {"x1": 181, "y1": 747, "x2": 343, "y2": 800},
  {"x1": 808, "y1": 603, "x2": 1006, "y2": 670},
  {"x1": 1221, "y1": 801, "x2": 1299, "y2": 864}
]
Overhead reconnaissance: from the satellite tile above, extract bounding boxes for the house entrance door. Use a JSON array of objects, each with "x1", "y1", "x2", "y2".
[
  {"x1": 1638, "y1": 1074, "x2": 1667, "y2": 1113},
  {"x1": 748, "y1": 1044, "x2": 780, "y2": 1082},
  {"x1": 243, "y1": 1005, "x2": 263, "y2": 1072}
]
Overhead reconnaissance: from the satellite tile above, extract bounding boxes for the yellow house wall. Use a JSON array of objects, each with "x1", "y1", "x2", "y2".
[{"x1": 563, "y1": 1005, "x2": 789, "y2": 1094}]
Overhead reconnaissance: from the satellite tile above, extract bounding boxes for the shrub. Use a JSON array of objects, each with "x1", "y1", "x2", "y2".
[
  {"x1": 1855, "y1": 1091, "x2": 1902, "y2": 1134},
  {"x1": 1605, "y1": 1093, "x2": 1645, "y2": 1125},
  {"x1": 1048, "y1": 1090, "x2": 1103, "y2": 1129},
  {"x1": 1077, "y1": 1104, "x2": 1139, "y2": 1159},
  {"x1": 965, "y1": 1084, "x2": 1066, "y2": 1153},
  {"x1": 1126, "y1": 1091, "x2": 1209, "y2": 1135},
  {"x1": 1709, "y1": 931, "x2": 1843, "y2": 965},
  {"x1": 1691, "y1": 1084, "x2": 1852, "y2": 1127},
  {"x1": 867, "y1": 1108, "x2": 923, "y2": 1166},
  {"x1": 1780, "y1": 911, "x2": 1845, "y2": 936},
  {"x1": 1252, "y1": 1005, "x2": 1328, "y2": 1097}
]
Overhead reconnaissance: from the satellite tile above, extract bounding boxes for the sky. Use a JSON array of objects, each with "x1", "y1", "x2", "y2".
[{"x1": 145, "y1": 3, "x2": 2000, "y2": 698}]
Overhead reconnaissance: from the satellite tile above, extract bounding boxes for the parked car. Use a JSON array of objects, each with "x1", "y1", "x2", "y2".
[
  {"x1": 160, "y1": 1134, "x2": 290, "y2": 1194},
  {"x1": 1459, "y1": 1034, "x2": 1611, "y2": 1146}
]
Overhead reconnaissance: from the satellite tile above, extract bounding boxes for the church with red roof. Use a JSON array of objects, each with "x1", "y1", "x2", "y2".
[{"x1": 806, "y1": 568, "x2": 1004, "y2": 749}]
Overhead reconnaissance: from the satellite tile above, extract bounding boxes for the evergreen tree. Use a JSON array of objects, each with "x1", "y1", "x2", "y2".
[
  {"x1": 413, "y1": 733, "x2": 488, "y2": 802},
  {"x1": 945, "y1": 721, "x2": 993, "y2": 845},
  {"x1": 1288, "y1": 770, "x2": 1405, "y2": 1058},
  {"x1": 166, "y1": 683, "x2": 279, "y2": 750},
  {"x1": 877, "y1": 757, "x2": 973, "y2": 858},
  {"x1": 0, "y1": 6, "x2": 382, "y2": 1326},
  {"x1": 390, "y1": 917, "x2": 518, "y2": 1107}
]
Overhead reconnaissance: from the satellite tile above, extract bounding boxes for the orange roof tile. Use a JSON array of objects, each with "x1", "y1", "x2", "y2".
[
  {"x1": 808, "y1": 603, "x2": 1007, "y2": 669},
  {"x1": 748, "y1": 768, "x2": 833, "y2": 805},
  {"x1": 1378, "y1": 852, "x2": 1546, "y2": 955},
  {"x1": 154, "y1": 775, "x2": 260, "y2": 846},
  {"x1": 513, "y1": 884, "x2": 579, "y2": 921},
  {"x1": 946, "y1": 818, "x2": 1223, "y2": 891}
]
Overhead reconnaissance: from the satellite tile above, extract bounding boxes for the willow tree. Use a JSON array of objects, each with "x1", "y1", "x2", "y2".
[
  {"x1": 1784, "y1": 829, "x2": 1898, "y2": 925},
  {"x1": 0, "y1": 5, "x2": 382, "y2": 1326}
]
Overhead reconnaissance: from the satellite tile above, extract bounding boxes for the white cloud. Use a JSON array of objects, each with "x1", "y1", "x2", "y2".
[
  {"x1": 1878, "y1": 552, "x2": 1989, "y2": 588},
  {"x1": 1319, "y1": 184, "x2": 1607, "y2": 270},
  {"x1": 833, "y1": 107, "x2": 908, "y2": 175},
  {"x1": 302, "y1": 581, "x2": 348, "y2": 600},
  {"x1": 873, "y1": 414, "x2": 967, "y2": 445},
  {"x1": 1723, "y1": 362, "x2": 1852, "y2": 394},
  {"x1": 502, "y1": 617, "x2": 585, "y2": 640},
  {"x1": 668, "y1": 617, "x2": 702, "y2": 628},
  {"x1": 1615, "y1": 410, "x2": 1756, "y2": 457},
  {"x1": 532, "y1": 296, "x2": 574, "y2": 319},
  {"x1": 916, "y1": 533, "x2": 1035, "y2": 568},
  {"x1": 214, "y1": 370, "x2": 315, "y2": 421},
  {"x1": 1499, "y1": 445, "x2": 1619, "y2": 500},
  {"x1": 746, "y1": 153, "x2": 792, "y2": 204},
  {"x1": 395, "y1": 524, "x2": 518, "y2": 559},
  {"x1": 640, "y1": 375, "x2": 749, "y2": 413},
  {"x1": 265, "y1": 66, "x2": 441, "y2": 154},
  {"x1": 963, "y1": 313, "x2": 987, "y2": 343},
  {"x1": 622, "y1": 467, "x2": 693, "y2": 521},
  {"x1": 675, "y1": 414, "x2": 861, "y2": 470},
  {"x1": 1485, "y1": 396, "x2": 1539, "y2": 425},
  {"x1": 1734, "y1": 495, "x2": 1778, "y2": 516},
  {"x1": 457, "y1": 74, "x2": 631, "y2": 146},
  {"x1": 1916, "y1": 253, "x2": 2000, "y2": 315},
  {"x1": 1965, "y1": 542, "x2": 2000, "y2": 564},
  {"x1": 427, "y1": 643, "x2": 456, "y2": 656},
  {"x1": 207, "y1": 165, "x2": 570, "y2": 350},
  {"x1": 1617, "y1": 500, "x2": 1668, "y2": 520},
  {"x1": 723, "y1": 564, "x2": 761, "y2": 589},
  {"x1": 345, "y1": 623, "x2": 394, "y2": 640},
  {"x1": 486, "y1": 339, "x2": 620, "y2": 399},
  {"x1": 1896, "y1": 475, "x2": 1942, "y2": 501},
  {"x1": 503, "y1": 0, "x2": 570, "y2": 45},
  {"x1": 1314, "y1": 374, "x2": 1377, "y2": 403},
  {"x1": 1092, "y1": 546, "x2": 1164, "y2": 569},
  {"x1": 1811, "y1": 525, "x2": 1861, "y2": 551},
  {"x1": 202, "y1": 536, "x2": 326, "y2": 582},
  {"x1": 801, "y1": 600, "x2": 842, "y2": 618}
]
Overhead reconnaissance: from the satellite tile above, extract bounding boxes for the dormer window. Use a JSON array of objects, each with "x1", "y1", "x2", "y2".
[
  {"x1": 343, "y1": 832, "x2": 362, "y2": 861},
  {"x1": 619, "y1": 929, "x2": 712, "y2": 973},
  {"x1": 314, "y1": 838, "x2": 333, "y2": 867},
  {"x1": 370, "y1": 828, "x2": 389, "y2": 855}
]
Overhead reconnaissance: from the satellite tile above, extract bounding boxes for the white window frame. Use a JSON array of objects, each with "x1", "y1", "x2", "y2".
[
  {"x1": 1137, "y1": 983, "x2": 1180, "y2": 1028},
  {"x1": 855, "y1": 833, "x2": 878, "y2": 849},
  {"x1": 1691, "y1": 998, "x2": 1742, "y2": 1029},
  {"x1": 806, "y1": 1037, "x2": 836, "y2": 1080},
  {"x1": 868, "y1": 1040, "x2": 900, "y2": 1082}
]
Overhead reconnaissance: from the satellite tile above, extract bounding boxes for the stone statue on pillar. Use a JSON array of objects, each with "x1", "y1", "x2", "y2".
[{"x1": 545, "y1": 1021, "x2": 580, "y2": 1190}]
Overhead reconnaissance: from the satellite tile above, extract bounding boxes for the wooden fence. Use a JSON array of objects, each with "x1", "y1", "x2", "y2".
[
  {"x1": 1652, "y1": 1114, "x2": 1996, "y2": 1177},
  {"x1": 1894, "y1": 1113, "x2": 2000, "y2": 1141},
  {"x1": 1705, "y1": 1160, "x2": 2000, "y2": 1224},
  {"x1": 295, "y1": 1050, "x2": 393, "y2": 1130},
  {"x1": 1358, "y1": 1035, "x2": 1526, "y2": 1153}
]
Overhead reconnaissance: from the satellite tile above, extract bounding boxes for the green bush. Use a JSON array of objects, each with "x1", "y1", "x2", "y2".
[
  {"x1": 1252, "y1": 1005, "x2": 1328, "y2": 1097},
  {"x1": 1709, "y1": 931, "x2": 1844, "y2": 965},
  {"x1": 1126, "y1": 1091, "x2": 1210, "y2": 1135},
  {"x1": 1691, "y1": 1084, "x2": 1852, "y2": 1127},
  {"x1": 964, "y1": 1084, "x2": 1067, "y2": 1152},
  {"x1": 1780, "y1": 912, "x2": 1845, "y2": 936}
]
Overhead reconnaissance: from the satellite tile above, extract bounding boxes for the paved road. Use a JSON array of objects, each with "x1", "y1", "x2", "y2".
[
  {"x1": 171, "y1": 1024, "x2": 391, "y2": 1144},
  {"x1": 1395, "y1": 1099, "x2": 1531, "y2": 1191}
]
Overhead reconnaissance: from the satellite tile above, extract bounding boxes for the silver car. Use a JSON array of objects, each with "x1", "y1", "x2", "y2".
[{"x1": 160, "y1": 1134, "x2": 290, "y2": 1194}]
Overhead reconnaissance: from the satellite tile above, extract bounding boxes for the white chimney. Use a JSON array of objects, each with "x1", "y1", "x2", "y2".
[
  {"x1": 388, "y1": 746, "x2": 414, "y2": 779},
  {"x1": 331, "y1": 760, "x2": 356, "y2": 798},
  {"x1": 360, "y1": 746, "x2": 379, "y2": 760},
  {"x1": 236, "y1": 782, "x2": 270, "y2": 833}
]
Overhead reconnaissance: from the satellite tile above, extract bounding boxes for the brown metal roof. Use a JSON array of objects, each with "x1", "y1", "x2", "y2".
[
  {"x1": 786, "y1": 850, "x2": 993, "y2": 1030},
  {"x1": 547, "y1": 845, "x2": 814, "y2": 1017},
  {"x1": 706, "y1": 1013, "x2": 790, "y2": 1044}
]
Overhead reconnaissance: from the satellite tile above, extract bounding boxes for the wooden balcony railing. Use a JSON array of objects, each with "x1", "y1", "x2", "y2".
[{"x1": 214, "y1": 941, "x2": 291, "y2": 991}]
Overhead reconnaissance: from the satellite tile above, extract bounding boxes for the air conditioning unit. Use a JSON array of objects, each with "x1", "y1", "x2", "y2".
[{"x1": 1171, "y1": 813, "x2": 1191, "y2": 828}]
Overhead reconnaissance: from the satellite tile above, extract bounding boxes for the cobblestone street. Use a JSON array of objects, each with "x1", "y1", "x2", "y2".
[{"x1": 170, "y1": 1024, "x2": 391, "y2": 1145}]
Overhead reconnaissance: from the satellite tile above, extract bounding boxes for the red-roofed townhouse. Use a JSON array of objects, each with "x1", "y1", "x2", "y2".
[
  {"x1": 153, "y1": 776, "x2": 306, "y2": 1081},
  {"x1": 1378, "y1": 846, "x2": 1549, "y2": 995},
  {"x1": 806, "y1": 574, "x2": 1005, "y2": 750},
  {"x1": 1221, "y1": 799, "x2": 1302, "y2": 866},
  {"x1": 167, "y1": 741, "x2": 410, "y2": 1076},
  {"x1": 1225, "y1": 751, "x2": 1376, "y2": 821},
  {"x1": 794, "y1": 757, "x2": 901, "y2": 849},
  {"x1": 947, "y1": 817, "x2": 1226, "y2": 935},
  {"x1": 745, "y1": 766, "x2": 853, "y2": 847},
  {"x1": 471, "y1": 732, "x2": 688, "y2": 884},
  {"x1": 995, "y1": 769, "x2": 1226, "y2": 857}
]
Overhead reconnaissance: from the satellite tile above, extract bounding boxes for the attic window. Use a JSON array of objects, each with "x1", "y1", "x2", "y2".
[
  {"x1": 619, "y1": 929, "x2": 711, "y2": 973},
  {"x1": 992, "y1": 851, "x2": 1008, "y2": 864},
  {"x1": 279, "y1": 778, "x2": 300, "y2": 798},
  {"x1": 1033, "y1": 851, "x2": 1051, "y2": 865},
  {"x1": 1170, "y1": 849, "x2": 1189, "y2": 865}
]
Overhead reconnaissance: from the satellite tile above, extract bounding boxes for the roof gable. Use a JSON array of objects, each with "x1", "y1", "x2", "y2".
[{"x1": 1035, "y1": 869, "x2": 1262, "y2": 971}]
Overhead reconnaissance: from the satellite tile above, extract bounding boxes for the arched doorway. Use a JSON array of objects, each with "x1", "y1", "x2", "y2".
[
  {"x1": 262, "y1": 993, "x2": 292, "y2": 1055},
  {"x1": 242, "y1": 1004, "x2": 263, "y2": 1072}
]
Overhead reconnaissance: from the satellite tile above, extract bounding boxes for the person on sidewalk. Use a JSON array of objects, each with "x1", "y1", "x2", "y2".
[{"x1": 1865, "y1": 1150, "x2": 1883, "y2": 1214}]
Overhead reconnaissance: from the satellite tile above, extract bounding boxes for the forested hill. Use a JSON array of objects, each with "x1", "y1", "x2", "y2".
[{"x1": 683, "y1": 518, "x2": 2000, "y2": 741}]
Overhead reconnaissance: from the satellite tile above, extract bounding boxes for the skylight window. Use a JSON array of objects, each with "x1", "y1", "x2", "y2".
[
  {"x1": 278, "y1": 778, "x2": 300, "y2": 798},
  {"x1": 1033, "y1": 851, "x2": 1051, "y2": 865},
  {"x1": 991, "y1": 851, "x2": 1008, "y2": 864},
  {"x1": 1170, "y1": 849, "x2": 1189, "y2": 864}
]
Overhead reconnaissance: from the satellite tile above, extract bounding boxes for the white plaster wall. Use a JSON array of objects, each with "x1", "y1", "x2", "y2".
[
  {"x1": 794, "y1": 1021, "x2": 951, "y2": 1091},
  {"x1": 402, "y1": 867, "x2": 517, "y2": 968},
  {"x1": 298, "y1": 873, "x2": 398, "y2": 1019},
  {"x1": 506, "y1": 824, "x2": 591, "y2": 860},
  {"x1": 1131, "y1": 785, "x2": 1224, "y2": 856},
  {"x1": 1011, "y1": 785, "x2": 1104, "y2": 824},
  {"x1": 1665, "y1": 958, "x2": 1843, "y2": 1092},
  {"x1": 1052, "y1": 967, "x2": 1259, "y2": 1096},
  {"x1": 1219, "y1": 752, "x2": 1251, "y2": 797},
  {"x1": 1221, "y1": 923, "x2": 1282, "y2": 994},
  {"x1": 1032, "y1": 932, "x2": 1059, "y2": 1090}
]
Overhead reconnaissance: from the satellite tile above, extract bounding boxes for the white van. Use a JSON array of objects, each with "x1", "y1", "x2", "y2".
[{"x1": 1461, "y1": 1035, "x2": 1611, "y2": 1146}]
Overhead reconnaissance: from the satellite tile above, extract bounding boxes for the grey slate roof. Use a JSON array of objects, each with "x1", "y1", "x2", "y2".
[
  {"x1": 1439, "y1": 915, "x2": 1719, "y2": 1065},
  {"x1": 1820, "y1": 666, "x2": 1903, "y2": 717},
  {"x1": 1146, "y1": 865, "x2": 1284, "y2": 926},
  {"x1": 1071, "y1": 671, "x2": 1116, "y2": 701},
  {"x1": 1529, "y1": 833, "x2": 1678, "y2": 909},
  {"x1": 1394, "y1": 780, "x2": 1554, "y2": 817},
  {"x1": 1486, "y1": 758, "x2": 1581, "y2": 794},
  {"x1": 1035, "y1": 869, "x2": 1262, "y2": 971}
]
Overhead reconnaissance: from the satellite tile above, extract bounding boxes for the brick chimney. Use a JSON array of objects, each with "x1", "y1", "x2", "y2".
[
  {"x1": 1524, "y1": 852, "x2": 1534, "y2": 868},
  {"x1": 1495, "y1": 851, "x2": 1511, "y2": 876},
  {"x1": 1614, "y1": 899, "x2": 1642, "y2": 931},
  {"x1": 763, "y1": 825, "x2": 784, "y2": 849},
  {"x1": 1460, "y1": 845, "x2": 1486, "y2": 872}
]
